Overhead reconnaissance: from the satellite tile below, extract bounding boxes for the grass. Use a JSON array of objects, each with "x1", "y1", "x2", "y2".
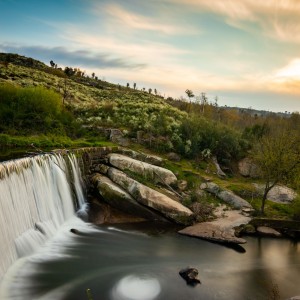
[{"x1": 0, "y1": 133, "x2": 117, "y2": 150}]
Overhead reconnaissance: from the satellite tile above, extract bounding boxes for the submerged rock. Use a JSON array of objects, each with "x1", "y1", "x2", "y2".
[{"x1": 179, "y1": 267, "x2": 201, "y2": 286}]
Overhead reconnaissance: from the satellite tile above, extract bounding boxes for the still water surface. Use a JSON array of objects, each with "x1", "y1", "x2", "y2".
[{"x1": 5, "y1": 222, "x2": 300, "y2": 300}]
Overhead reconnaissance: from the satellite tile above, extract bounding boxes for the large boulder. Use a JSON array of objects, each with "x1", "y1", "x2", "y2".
[
  {"x1": 92, "y1": 174, "x2": 164, "y2": 221},
  {"x1": 108, "y1": 153, "x2": 177, "y2": 186},
  {"x1": 238, "y1": 158, "x2": 260, "y2": 178},
  {"x1": 107, "y1": 167, "x2": 193, "y2": 224},
  {"x1": 200, "y1": 182, "x2": 252, "y2": 209},
  {"x1": 253, "y1": 184, "x2": 297, "y2": 204}
]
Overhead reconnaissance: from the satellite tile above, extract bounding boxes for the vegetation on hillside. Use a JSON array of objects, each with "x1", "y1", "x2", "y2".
[{"x1": 0, "y1": 52, "x2": 300, "y2": 217}]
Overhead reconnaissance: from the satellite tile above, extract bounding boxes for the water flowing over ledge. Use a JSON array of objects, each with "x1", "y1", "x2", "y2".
[{"x1": 0, "y1": 153, "x2": 85, "y2": 281}]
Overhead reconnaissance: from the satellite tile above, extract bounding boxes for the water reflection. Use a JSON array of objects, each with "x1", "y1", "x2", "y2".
[{"x1": 111, "y1": 274, "x2": 161, "y2": 300}]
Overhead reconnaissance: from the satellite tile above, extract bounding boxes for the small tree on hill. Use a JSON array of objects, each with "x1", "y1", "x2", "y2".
[
  {"x1": 185, "y1": 89, "x2": 194, "y2": 102},
  {"x1": 133, "y1": 83, "x2": 136, "y2": 90}
]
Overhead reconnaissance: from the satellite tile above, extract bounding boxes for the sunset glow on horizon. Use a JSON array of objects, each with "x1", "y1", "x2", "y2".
[{"x1": 0, "y1": 0, "x2": 300, "y2": 112}]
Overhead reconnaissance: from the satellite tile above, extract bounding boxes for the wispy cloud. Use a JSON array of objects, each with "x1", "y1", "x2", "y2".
[
  {"x1": 0, "y1": 44, "x2": 146, "y2": 69},
  {"x1": 167, "y1": 0, "x2": 300, "y2": 43},
  {"x1": 92, "y1": 2, "x2": 200, "y2": 35}
]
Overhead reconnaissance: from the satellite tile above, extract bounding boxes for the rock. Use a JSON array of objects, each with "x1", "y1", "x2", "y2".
[
  {"x1": 108, "y1": 153, "x2": 177, "y2": 186},
  {"x1": 212, "y1": 156, "x2": 226, "y2": 178},
  {"x1": 109, "y1": 129, "x2": 123, "y2": 142},
  {"x1": 253, "y1": 184, "x2": 297, "y2": 204},
  {"x1": 136, "y1": 130, "x2": 144, "y2": 143},
  {"x1": 200, "y1": 182, "x2": 252, "y2": 209},
  {"x1": 179, "y1": 208, "x2": 251, "y2": 244},
  {"x1": 94, "y1": 164, "x2": 110, "y2": 174},
  {"x1": 167, "y1": 152, "x2": 181, "y2": 162},
  {"x1": 70, "y1": 228, "x2": 80, "y2": 234},
  {"x1": 107, "y1": 167, "x2": 193, "y2": 224},
  {"x1": 257, "y1": 226, "x2": 282, "y2": 237},
  {"x1": 239, "y1": 224, "x2": 256, "y2": 234},
  {"x1": 118, "y1": 148, "x2": 163, "y2": 166},
  {"x1": 238, "y1": 158, "x2": 260, "y2": 178},
  {"x1": 92, "y1": 173, "x2": 164, "y2": 221},
  {"x1": 177, "y1": 180, "x2": 188, "y2": 191},
  {"x1": 288, "y1": 296, "x2": 300, "y2": 300},
  {"x1": 218, "y1": 190, "x2": 252, "y2": 209},
  {"x1": 179, "y1": 267, "x2": 201, "y2": 286},
  {"x1": 200, "y1": 182, "x2": 220, "y2": 194},
  {"x1": 179, "y1": 222, "x2": 247, "y2": 244}
]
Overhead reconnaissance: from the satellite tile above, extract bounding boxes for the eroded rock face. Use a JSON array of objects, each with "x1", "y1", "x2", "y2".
[
  {"x1": 200, "y1": 182, "x2": 252, "y2": 209},
  {"x1": 106, "y1": 167, "x2": 193, "y2": 224},
  {"x1": 108, "y1": 153, "x2": 177, "y2": 186},
  {"x1": 238, "y1": 158, "x2": 260, "y2": 178},
  {"x1": 92, "y1": 174, "x2": 163, "y2": 221}
]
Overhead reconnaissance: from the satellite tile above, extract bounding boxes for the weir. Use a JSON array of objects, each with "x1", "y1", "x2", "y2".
[{"x1": 0, "y1": 153, "x2": 85, "y2": 281}]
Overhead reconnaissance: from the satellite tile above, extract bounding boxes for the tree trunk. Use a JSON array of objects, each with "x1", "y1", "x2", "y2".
[
  {"x1": 261, "y1": 182, "x2": 270, "y2": 215},
  {"x1": 261, "y1": 181, "x2": 276, "y2": 215}
]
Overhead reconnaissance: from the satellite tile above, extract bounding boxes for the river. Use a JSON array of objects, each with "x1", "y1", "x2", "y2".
[{"x1": 2, "y1": 221, "x2": 299, "y2": 300}]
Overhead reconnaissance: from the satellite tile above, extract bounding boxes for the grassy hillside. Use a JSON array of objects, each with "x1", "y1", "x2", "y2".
[{"x1": 0, "y1": 53, "x2": 300, "y2": 219}]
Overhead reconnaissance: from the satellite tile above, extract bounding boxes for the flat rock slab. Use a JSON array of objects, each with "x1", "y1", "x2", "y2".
[
  {"x1": 179, "y1": 207, "x2": 251, "y2": 244},
  {"x1": 179, "y1": 223, "x2": 247, "y2": 244},
  {"x1": 257, "y1": 226, "x2": 281, "y2": 237}
]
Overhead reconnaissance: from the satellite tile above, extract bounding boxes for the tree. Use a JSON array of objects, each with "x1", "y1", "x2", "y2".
[
  {"x1": 50, "y1": 60, "x2": 55, "y2": 68},
  {"x1": 92, "y1": 72, "x2": 95, "y2": 79},
  {"x1": 185, "y1": 89, "x2": 194, "y2": 102},
  {"x1": 148, "y1": 88, "x2": 152, "y2": 94},
  {"x1": 252, "y1": 127, "x2": 300, "y2": 214},
  {"x1": 133, "y1": 83, "x2": 136, "y2": 90},
  {"x1": 200, "y1": 92, "x2": 208, "y2": 114},
  {"x1": 126, "y1": 83, "x2": 130, "y2": 88}
]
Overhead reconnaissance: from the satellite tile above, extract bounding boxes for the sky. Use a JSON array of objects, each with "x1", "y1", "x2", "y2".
[{"x1": 0, "y1": 0, "x2": 300, "y2": 112}]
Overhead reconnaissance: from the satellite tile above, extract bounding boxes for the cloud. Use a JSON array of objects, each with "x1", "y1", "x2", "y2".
[
  {"x1": 0, "y1": 44, "x2": 146, "y2": 70},
  {"x1": 274, "y1": 58, "x2": 300, "y2": 79},
  {"x1": 166, "y1": 0, "x2": 300, "y2": 43},
  {"x1": 94, "y1": 3, "x2": 200, "y2": 35}
]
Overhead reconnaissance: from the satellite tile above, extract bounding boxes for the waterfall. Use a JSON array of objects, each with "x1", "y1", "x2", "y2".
[{"x1": 0, "y1": 153, "x2": 86, "y2": 282}]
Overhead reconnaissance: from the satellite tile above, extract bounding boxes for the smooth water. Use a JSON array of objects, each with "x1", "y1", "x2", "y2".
[{"x1": 2, "y1": 222, "x2": 300, "y2": 300}]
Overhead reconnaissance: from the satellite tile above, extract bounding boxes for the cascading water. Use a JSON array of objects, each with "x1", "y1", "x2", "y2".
[{"x1": 0, "y1": 153, "x2": 86, "y2": 282}]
